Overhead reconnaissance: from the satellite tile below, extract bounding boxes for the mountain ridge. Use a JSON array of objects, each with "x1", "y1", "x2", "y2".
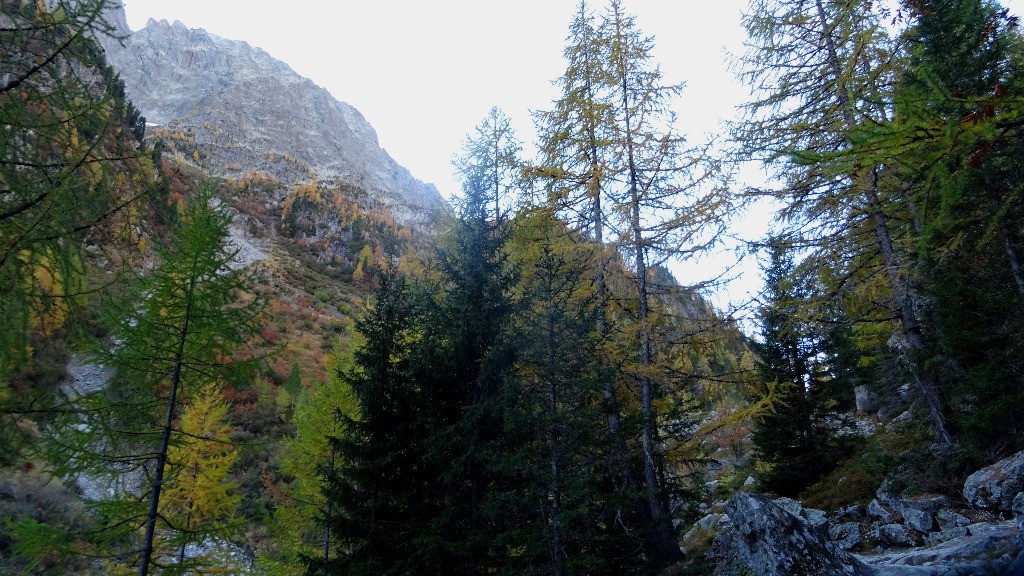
[{"x1": 98, "y1": 3, "x2": 447, "y2": 226}]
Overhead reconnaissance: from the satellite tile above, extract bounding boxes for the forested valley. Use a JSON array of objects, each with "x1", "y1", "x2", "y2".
[{"x1": 2, "y1": 0, "x2": 1024, "y2": 574}]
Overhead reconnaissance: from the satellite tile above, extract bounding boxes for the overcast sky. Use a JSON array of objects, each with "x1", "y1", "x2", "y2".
[{"x1": 119, "y1": 0, "x2": 1024, "y2": 322}]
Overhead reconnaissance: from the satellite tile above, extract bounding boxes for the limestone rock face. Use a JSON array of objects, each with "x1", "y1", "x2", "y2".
[
  {"x1": 98, "y1": 3, "x2": 446, "y2": 226},
  {"x1": 708, "y1": 492, "x2": 871, "y2": 576},
  {"x1": 962, "y1": 450, "x2": 1024, "y2": 511}
]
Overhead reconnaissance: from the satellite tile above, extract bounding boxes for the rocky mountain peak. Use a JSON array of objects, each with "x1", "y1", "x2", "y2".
[{"x1": 98, "y1": 2, "x2": 446, "y2": 225}]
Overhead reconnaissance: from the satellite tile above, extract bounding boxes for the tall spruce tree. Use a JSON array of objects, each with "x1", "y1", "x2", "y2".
[
  {"x1": 506, "y1": 207, "x2": 647, "y2": 575},
  {"x1": 752, "y1": 240, "x2": 859, "y2": 496},
  {"x1": 312, "y1": 271, "x2": 436, "y2": 576},
  {"x1": 315, "y1": 112, "x2": 521, "y2": 575}
]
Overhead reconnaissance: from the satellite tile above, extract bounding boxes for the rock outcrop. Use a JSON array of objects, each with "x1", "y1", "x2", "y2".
[
  {"x1": 98, "y1": 3, "x2": 446, "y2": 226},
  {"x1": 963, "y1": 450, "x2": 1024, "y2": 512},
  {"x1": 708, "y1": 492, "x2": 872, "y2": 576}
]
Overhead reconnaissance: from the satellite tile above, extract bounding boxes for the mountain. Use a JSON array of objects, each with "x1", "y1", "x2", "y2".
[{"x1": 98, "y1": 3, "x2": 446, "y2": 225}]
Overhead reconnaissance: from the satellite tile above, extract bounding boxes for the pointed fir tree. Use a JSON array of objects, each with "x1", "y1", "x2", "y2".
[{"x1": 751, "y1": 240, "x2": 860, "y2": 496}]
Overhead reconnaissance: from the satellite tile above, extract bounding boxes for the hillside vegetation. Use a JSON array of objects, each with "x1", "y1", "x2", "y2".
[{"x1": 2, "y1": 1, "x2": 1024, "y2": 575}]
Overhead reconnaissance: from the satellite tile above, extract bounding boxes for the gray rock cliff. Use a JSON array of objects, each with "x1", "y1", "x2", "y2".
[{"x1": 98, "y1": 2, "x2": 446, "y2": 225}]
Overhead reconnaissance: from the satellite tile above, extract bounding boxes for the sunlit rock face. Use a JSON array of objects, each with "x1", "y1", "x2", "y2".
[{"x1": 98, "y1": 2, "x2": 446, "y2": 226}]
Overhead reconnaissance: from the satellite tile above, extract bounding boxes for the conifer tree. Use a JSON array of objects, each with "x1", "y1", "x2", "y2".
[
  {"x1": 47, "y1": 183, "x2": 263, "y2": 576},
  {"x1": 455, "y1": 106, "x2": 523, "y2": 222},
  {"x1": 160, "y1": 383, "x2": 241, "y2": 573},
  {"x1": 534, "y1": 0, "x2": 624, "y2": 455},
  {"x1": 265, "y1": 338, "x2": 359, "y2": 574},
  {"x1": 317, "y1": 113, "x2": 523, "y2": 575},
  {"x1": 884, "y1": 0, "x2": 1024, "y2": 453},
  {"x1": 751, "y1": 240, "x2": 859, "y2": 496},
  {"x1": 599, "y1": 0, "x2": 727, "y2": 563},
  {"x1": 733, "y1": 0, "x2": 956, "y2": 445},
  {"x1": 507, "y1": 207, "x2": 645, "y2": 575},
  {"x1": 0, "y1": 0, "x2": 149, "y2": 393},
  {"x1": 312, "y1": 271, "x2": 433, "y2": 576}
]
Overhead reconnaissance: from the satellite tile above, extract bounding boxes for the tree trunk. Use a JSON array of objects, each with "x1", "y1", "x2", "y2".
[
  {"x1": 622, "y1": 73, "x2": 682, "y2": 567},
  {"x1": 546, "y1": 269, "x2": 564, "y2": 576},
  {"x1": 813, "y1": 0, "x2": 953, "y2": 447},
  {"x1": 138, "y1": 282, "x2": 195, "y2": 576},
  {"x1": 866, "y1": 181, "x2": 954, "y2": 446}
]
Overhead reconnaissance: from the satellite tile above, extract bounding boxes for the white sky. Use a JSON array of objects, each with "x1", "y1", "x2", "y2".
[{"x1": 119, "y1": 0, "x2": 1024, "y2": 324}]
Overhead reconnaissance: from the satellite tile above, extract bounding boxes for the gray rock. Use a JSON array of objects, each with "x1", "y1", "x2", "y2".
[
  {"x1": 900, "y1": 495, "x2": 949, "y2": 513},
  {"x1": 963, "y1": 450, "x2": 1024, "y2": 511},
  {"x1": 876, "y1": 479, "x2": 900, "y2": 507},
  {"x1": 98, "y1": 11, "x2": 447, "y2": 226},
  {"x1": 773, "y1": 496, "x2": 828, "y2": 528},
  {"x1": 869, "y1": 499, "x2": 894, "y2": 523},
  {"x1": 877, "y1": 523, "x2": 914, "y2": 547},
  {"x1": 926, "y1": 526, "x2": 968, "y2": 545},
  {"x1": 829, "y1": 522, "x2": 863, "y2": 551},
  {"x1": 803, "y1": 507, "x2": 830, "y2": 528},
  {"x1": 863, "y1": 521, "x2": 1020, "y2": 572},
  {"x1": 1013, "y1": 492, "x2": 1024, "y2": 518},
  {"x1": 837, "y1": 504, "x2": 864, "y2": 520},
  {"x1": 936, "y1": 509, "x2": 971, "y2": 531},
  {"x1": 684, "y1": 512, "x2": 730, "y2": 547},
  {"x1": 855, "y1": 385, "x2": 878, "y2": 413},
  {"x1": 898, "y1": 383, "x2": 918, "y2": 403},
  {"x1": 743, "y1": 475, "x2": 755, "y2": 487},
  {"x1": 901, "y1": 507, "x2": 934, "y2": 534},
  {"x1": 708, "y1": 492, "x2": 871, "y2": 576}
]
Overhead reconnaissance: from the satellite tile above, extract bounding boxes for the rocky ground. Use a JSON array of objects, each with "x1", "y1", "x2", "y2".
[{"x1": 698, "y1": 450, "x2": 1024, "y2": 575}]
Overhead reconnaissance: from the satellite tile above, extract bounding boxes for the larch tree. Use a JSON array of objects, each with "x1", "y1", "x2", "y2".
[
  {"x1": 160, "y1": 383, "x2": 241, "y2": 574},
  {"x1": 265, "y1": 336, "x2": 359, "y2": 574},
  {"x1": 873, "y1": 0, "x2": 1024, "y2": 453},
  {"x1": 63, "y1": 183, "x2": 264, "y2": 576},
  {"x1": 732, "y1": 0, "x2": 956, "y2": 445},
  {"x1": 533, "y1": 0, "x2": 624, "y2": 454},
  {"x1": 0, "y1": 0, "x2": 149, "y2": 395},
  {"x1": 599, "y1": 0, "x2": 728, "y2": 564}
]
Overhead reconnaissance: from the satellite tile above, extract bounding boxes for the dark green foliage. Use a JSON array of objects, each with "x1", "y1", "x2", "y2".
[
  {"x1": 35, "y1": 183, "x2": 265, "y2": 574},
  {"x1": 752, "y1": 241, "x2": 860, "y2": 497},
  {"x1": 896, "y1": 0, "x2": 1024, "y2": 456}
]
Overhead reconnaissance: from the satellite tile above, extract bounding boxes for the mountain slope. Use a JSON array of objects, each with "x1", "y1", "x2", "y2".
[{"x1": 99, "y1": 5, "x2": 446, "y2": 225}]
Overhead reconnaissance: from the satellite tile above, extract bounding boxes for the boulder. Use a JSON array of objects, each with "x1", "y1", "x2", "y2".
[
  {"x1": 855, "y1": 385, "x2": 878, "y2": 413},
  {"x1": 869, "y1": 499, "x2": 894, "y2": 523},
  {"x1": 707, "y1": 492, "x2": 872, "y2": 576},
  {"x1": 876, "y1": 523, "x2": 914, "y2": 547},
  {"x1": 836, "y1": 504, "x2": 864, "y2": 521},
  {"x1": 901, "y1": 507, "x2": 934, "y2": 534},
  {"x1": 773, "y1": 496, "x2": 829, "y2": 528},
  {"x1": 963, "y1": 450, "x2": 1024, "y2": 511},
  {"x1": 829, "y1": 522, "x2": 864, "y2": 551},
  {"x1": 1013, "y1": 492, "x2": 1024, "y2": 518},
  {"x1": 936, "y1": 509, "x2": 971, "y2": 531},
  {"x1": 862, "y1": 521, "x2": 1021, "y2": 573},
  {"x1": 683, "y1": 513, "x2": 729, "y2": 553}
]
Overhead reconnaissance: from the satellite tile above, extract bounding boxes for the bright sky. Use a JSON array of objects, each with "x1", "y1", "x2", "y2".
[{"x1": 119, "y1": 0, "x2": 1024, "y2": 324}]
